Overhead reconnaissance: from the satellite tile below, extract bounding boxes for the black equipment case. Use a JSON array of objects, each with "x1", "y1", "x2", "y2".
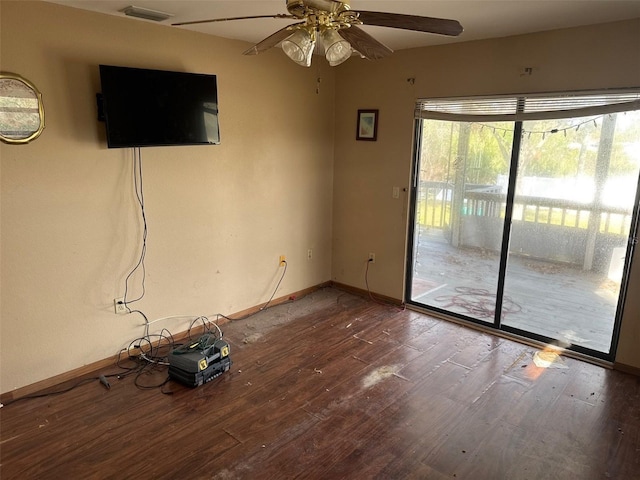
[{"x1": 168, "y1": 337, "x2": 231, "y2": 387}]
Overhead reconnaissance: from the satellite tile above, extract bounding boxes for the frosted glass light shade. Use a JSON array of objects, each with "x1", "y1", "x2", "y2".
[
  {"x1": 282, "y1": 29, "x2": 315, "y2": 67},
  {"x1": 321, "y1": 29, "x2": 351, "y2": 66}
]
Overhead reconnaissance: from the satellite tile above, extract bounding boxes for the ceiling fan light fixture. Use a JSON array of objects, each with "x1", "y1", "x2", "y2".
[
  {"x1": 282, "y1": 29, "x2": 315, "y2": 67},
  {"x1": 321, "y1": 28, "x2": 352, "y2": 66}
]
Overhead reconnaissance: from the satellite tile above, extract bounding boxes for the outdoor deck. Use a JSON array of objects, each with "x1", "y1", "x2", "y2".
[{"x1": 410, "y1": 229, "x2": 621, "y2": 354}]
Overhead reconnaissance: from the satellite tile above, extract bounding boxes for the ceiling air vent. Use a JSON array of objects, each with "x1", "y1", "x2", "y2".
[{"x1": 120, "y1": 5, "x2": 173, "y2": 22}]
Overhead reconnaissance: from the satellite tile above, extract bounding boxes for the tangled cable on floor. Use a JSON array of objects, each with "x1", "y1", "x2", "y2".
[{"x1": 434, "y1": 286, "x2": 522, "y2": 319}]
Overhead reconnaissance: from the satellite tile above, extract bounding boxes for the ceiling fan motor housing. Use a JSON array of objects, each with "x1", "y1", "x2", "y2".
[{"x1": 286, "y1": 0, "x2": 347, "y2": 18}]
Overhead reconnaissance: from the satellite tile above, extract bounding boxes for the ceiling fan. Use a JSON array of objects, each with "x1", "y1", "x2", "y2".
[{"x1": 172, "y1": 0, "x2": 463, "y2": 67}]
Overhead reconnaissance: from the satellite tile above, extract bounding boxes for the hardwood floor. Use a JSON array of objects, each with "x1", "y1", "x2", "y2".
[{"x1": 1, "y1": 288, "x2": 639, "y2": 479}]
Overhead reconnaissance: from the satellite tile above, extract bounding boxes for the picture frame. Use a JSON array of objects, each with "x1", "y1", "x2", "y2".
[{"x1": 356, "y1": 109, "x2": 378, "y2": 141}]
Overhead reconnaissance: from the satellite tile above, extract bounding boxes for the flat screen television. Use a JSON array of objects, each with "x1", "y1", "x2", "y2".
[{"x1": 98, "y1": 65, "x2": 220, "y2": 148}]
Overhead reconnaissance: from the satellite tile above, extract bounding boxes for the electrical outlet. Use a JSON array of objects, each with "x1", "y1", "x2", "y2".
[
  {"x1": 114, "y1": 297, "x2": 127, "y2": 314},
  {"x1": 279, "y1": 255, "x2": 286, "y2": 266},
  {"x1": 307, "y1": 249, "x2": 313, "y2": 260},
  {"x1": 368, "y1": 253, "x2": 376, "y2": 263}
]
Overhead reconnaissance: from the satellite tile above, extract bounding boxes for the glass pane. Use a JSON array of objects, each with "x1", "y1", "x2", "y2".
[
  {"x1": 410, "y1": 120, "x2": 513, "y2": 324},
  {"x1": 502, "y1": 111, "x2": 640, "y2": 353}
]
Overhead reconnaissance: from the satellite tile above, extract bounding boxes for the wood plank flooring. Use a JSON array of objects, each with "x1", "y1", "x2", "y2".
[
  {"x1": 411, "y1": 230, "x2": 621, "y2": 353},
  {"x1": 1, "y1": 288, "x2": 639, "y2": 479}
]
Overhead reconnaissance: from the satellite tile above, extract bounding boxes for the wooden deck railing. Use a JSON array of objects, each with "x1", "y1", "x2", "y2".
[{"x1": 417, "y1": 181, "x2": 633, "y2": 236}]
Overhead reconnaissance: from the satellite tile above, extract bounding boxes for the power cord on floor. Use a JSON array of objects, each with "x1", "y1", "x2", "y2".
[
  {"x1": 1, "y1": 370, "x2": 129, "y2": 407},
  {"x1": 121, "y1": 261, "x2": 289, "y2": 391},
  {"x1": 365, "y1": 258, "x2": 406, "y2": 311},
  {"x1": 260, "y1": 260, "x2": 287, "y2": 311},
  {"x1": 5, "y1": 275, "x2": 327, "y2": 404},
  {"x1": 217, "y1": 259, "x2": 291, "y2": 322}
]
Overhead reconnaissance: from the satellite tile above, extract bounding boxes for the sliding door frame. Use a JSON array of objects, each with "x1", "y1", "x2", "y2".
[{"x1": 405, "y1": 91, "x2": 640, "y2": 362}]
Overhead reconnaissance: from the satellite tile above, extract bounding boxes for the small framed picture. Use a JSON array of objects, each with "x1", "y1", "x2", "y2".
[{"x1": 356, "y1": 109, "x2": 378, "y2": 141}]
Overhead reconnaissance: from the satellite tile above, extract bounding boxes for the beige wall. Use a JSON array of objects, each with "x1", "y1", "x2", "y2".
[
  {"x1": 331, "y1": 19, "x2": 640, "y2": 367},
  {"x1": 0, "y1": 1, "x2": 335, "y2": 393},
  {"x1": 1, "y1": 2, "x2": 639, "y2": 394}
]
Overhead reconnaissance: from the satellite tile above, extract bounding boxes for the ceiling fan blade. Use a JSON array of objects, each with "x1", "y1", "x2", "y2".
[
  {"x1": 243, "y1": 23, "x2": 305, "y2": 55},
  {"x1": 339, "y1": 25, "x2": 393, "y2": 61},
  {"x1": 354, "y1": 11, "x2": 463, "y2": 37},
  {"x1": 173, "y1": 14, "x2": 293, "y2": 27}
]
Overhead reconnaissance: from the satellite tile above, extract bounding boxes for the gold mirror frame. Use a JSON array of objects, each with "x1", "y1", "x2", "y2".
[{"x1": 0, "y1": 72, "x2": 45, "y2": 144}]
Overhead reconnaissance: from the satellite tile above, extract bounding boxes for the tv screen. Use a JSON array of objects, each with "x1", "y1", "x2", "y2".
[{"x1": 99, "y1": 65, "x2": 220, "y2": 148}]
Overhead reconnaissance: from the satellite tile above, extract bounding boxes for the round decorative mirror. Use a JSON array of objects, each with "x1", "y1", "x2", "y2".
[{"x1": 0, "y1": 73, "x2": 45, "y2": 144}]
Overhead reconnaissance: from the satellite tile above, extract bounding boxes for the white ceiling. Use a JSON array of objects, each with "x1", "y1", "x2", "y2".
[{"x1": 47, "y1": 0, "x2": 640, "y2": 51}]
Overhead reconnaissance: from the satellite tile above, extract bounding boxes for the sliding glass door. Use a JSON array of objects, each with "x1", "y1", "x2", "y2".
[
  {"x1": 410, "y1": 120, "x2": 513, "y2": 325},
  {"x1": 407, "y1": 93, "x2": 640, "y2": 359}
]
